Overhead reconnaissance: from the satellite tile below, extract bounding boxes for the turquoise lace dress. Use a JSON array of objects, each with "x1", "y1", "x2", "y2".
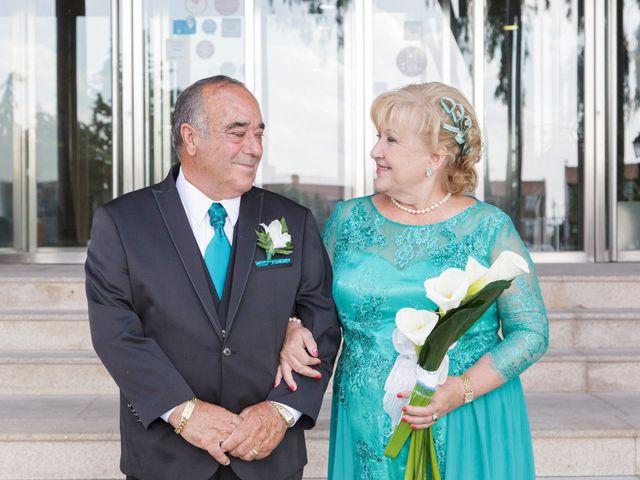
[{"x1": 323, "y1": 196, "x2": 549, "y2": 480}]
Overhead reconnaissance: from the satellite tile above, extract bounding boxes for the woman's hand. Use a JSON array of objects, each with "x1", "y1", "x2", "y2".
[
  {"x1": 397, "y1": 376, "x2": 466, "y2": 429},
  {"x1": 274, "y1": 320, "x2": 322, "y2": 391}
]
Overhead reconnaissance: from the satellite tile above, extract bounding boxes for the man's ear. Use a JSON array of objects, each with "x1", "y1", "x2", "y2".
[{"x1": 180, "y1": 123, "x2": 198, "y2": 156}]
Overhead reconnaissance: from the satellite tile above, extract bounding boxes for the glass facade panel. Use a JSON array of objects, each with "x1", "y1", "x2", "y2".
[
  {"x1": 0, "y1": 0, "x2": 637, "y2": 261},
  {"x1": 483, "y1": 0, "x2": 584, "y2": 253},
  {"x1": 38, "y1": 0, "x2": 112, "y2": 247},
  {"x1": 0, "y1": 1, "x2": 112, "y2": 249},
  {"x1": 143, "y1": 0, "x2": 246, "y2": 185},
  {"x1": 0, "y1": 6, "x2": 18, "y2": 248},
  {"x1": 372, "y1": 0, "x2": 473, "y2": 105},
  {"x1": 617, "y1": 0, "x2": 640, "y2": 252},
  {"x1": 37, "y1": 0, "x2": 112, "y2": 247},
  {"x1": 257, "y1": 0, "x2": 351, "y2": 229}
]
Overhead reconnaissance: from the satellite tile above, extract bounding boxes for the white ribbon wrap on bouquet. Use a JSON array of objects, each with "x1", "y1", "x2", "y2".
[{"x1": 383, "y1": 328, "x2": 451, "y2": 427}]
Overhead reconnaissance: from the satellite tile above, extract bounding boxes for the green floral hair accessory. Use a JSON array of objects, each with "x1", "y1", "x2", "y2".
[{"x1": 440, "y1": 96, "x2": 473, "y2": 157}]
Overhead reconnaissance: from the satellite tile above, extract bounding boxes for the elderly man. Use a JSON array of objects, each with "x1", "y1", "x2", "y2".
[{"x1": 86, "y1": 75, "x2": 340, "y2": 480}]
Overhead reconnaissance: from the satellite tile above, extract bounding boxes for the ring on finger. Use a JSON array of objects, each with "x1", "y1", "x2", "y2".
[
  {"x1": 432, "y1": 412, "x2": 439, "y2": 423},
  {"x1": 251, "y1": 448, "x2": 259, "y2": 456}
]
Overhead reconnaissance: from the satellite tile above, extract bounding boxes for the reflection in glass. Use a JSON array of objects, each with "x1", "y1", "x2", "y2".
[
  {"x1": 0, "y1": 17, "x2": 15, "y2": 247},
  {"x1": 38, "y1": 0, "x2": 112, "y2": 247},
  {"x1": 483, "y1": 0, "x2": 584, "y2": 252},
  {"x1": 258, "y1": 0, "x2": 351, "y2": 229},
  {"x1": 143, "y1": 0, "x2": 245, "y2": 185},
  {"x1": 617, "y1": 0, "x2": 640, "y2": 252},
  {"x1": 0, "y1": 1, "x2": 112, "y2": 248},
  {"x1": 372, "y1": 0, "x2": 473, "y2": 101}
]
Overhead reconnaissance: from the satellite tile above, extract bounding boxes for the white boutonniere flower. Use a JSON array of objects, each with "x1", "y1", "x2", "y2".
[{"x1": 256, "y1": 218, "x2": 293, "y2": 261}]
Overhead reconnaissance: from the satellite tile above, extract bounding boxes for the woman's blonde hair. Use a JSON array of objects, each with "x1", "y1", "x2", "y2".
[{"x1": 370, "y1": 82, "x2": 482, "y2": 194}]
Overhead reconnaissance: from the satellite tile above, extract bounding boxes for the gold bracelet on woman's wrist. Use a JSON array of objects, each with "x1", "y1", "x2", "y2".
[{"x1": 460, "y1": 374, "x2": 474, "y2": 404}]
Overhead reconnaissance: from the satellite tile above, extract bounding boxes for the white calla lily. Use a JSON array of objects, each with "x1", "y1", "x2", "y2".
[
  {"x1": 395, "y1": 308, "x2": 439, "y2": 347},
  {"x1": 424, "y1": 268, "x2": 469, "y2": 314},
  {"x1": 465, "y1": 256, "x2": 488, "y2": 285},
  {"x1": 259, "y1": 220, "x2": 291, "y2": 249},
  {"x1": 470, "y1": 250, "x2": 530, "y2": 292},
  {"x1": 465, "y1": 256, "x2": 489, "y2": 297}
]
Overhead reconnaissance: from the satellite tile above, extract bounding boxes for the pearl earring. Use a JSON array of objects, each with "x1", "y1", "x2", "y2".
[{"x1": 426, "y1": 167, "x2": 433, "y2": 177}]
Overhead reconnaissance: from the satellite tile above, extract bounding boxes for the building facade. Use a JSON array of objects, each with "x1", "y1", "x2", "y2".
[{"x1": 0, "y1": 0, "x2": 638, "y2": 263}]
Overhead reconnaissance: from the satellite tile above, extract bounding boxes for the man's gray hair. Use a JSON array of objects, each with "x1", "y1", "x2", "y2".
[{"x1": 171, "y1": 75, "x2": 246, "y2": 154}]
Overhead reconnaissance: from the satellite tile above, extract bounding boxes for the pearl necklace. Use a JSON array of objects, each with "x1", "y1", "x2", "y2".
[{"x1": 390, "y1": 192, "x2": 452, "y2": 215}]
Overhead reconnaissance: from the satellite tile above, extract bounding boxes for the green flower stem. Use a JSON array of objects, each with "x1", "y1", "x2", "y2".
[
  {"x1": 404, "y1": 428, "x2": 417, "y2": 480},
  {"x1": 384, "y1": 382, "x2": 435, "y2": 458},
  {"x1": 428, "y1": 427, "x2": 442, "y2": 480},
  {"x1": 386, "y1": 383, "x2": 440, "y2": 480}
]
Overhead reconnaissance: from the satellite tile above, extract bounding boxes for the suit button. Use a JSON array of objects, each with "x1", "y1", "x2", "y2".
[{"x1": 222, "y1": 347, "x2": 231, "y2": 357}]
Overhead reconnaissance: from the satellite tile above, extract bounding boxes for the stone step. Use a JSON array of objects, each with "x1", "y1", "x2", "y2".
[
  {"x1": 536, "y1": 263, "x2": 640, "y2": 310},
  {"x1": 0, "y1": 310, "x2": 91, "y2": 351},
  {"x1": 1, "y1": 346, "x2": 638, "y2": 395},
  {"x1": 0, "y1": 338, "x2": 636, "y2": 399},
  {"x1": 539, "y1": 276, "x2": 640, "y2": 310},
  {"x1": 0, "y1": 265, "x2": 86, "y2": 311},
  {"x1": 0, "y1": 351, "x2": 116, "y2": 395},
  {"x1": 1, "y1": 306, "x2": 638, "y2": 352},
  {"x1": 0, "y1": 392, "x2": 638, "y2": 479},
  {"x1": 277, "y1": 476, "x2": 640, "y2": 480},
  {"x1": 550, "y1": 309, "x2": 640, "y2": 350},
  {"x1": 0, "y1": 395, "x2": 121, "y2": 480},
  {"x1": 522, "y1": 348, "x2": 640, "y2": 393},
  {"x1": 1, "y1": 264, "x2": 639, "y2": 311}
]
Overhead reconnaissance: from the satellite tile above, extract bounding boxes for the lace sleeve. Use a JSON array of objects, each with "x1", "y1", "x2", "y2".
[
  {"x1": 321, "y1": 201, "x2": 344, "y2": 263},
  {"x1": 487, "y1": 215, "x2": 549, "y2": 382}
]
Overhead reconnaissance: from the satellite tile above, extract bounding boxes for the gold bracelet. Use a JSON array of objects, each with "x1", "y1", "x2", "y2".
[
  {"x1": 288, "y1": 316, "x2": 302, "y2": 324},
  {"x1": 174, "y1": 397, "x2": 196, "y2": 435},
  {"x1": 460, "y1": 374, "x2": 474, "y2": 404}
]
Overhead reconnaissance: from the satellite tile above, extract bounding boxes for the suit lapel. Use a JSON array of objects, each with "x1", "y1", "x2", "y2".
[
  {"x1": 225, "y1": 187, "x2": 263, "y2": 334},
  {"x1": 152, "y1": 165, "x2": 224, "y2": 341}
]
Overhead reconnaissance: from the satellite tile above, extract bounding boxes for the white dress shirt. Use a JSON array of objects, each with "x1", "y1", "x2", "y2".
[{"x1": 161, "y1": 170, "x2": 301, "y2": 425}]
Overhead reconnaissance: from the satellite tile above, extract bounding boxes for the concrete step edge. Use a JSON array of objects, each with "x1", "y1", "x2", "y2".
[
  {"x1": 1, "y1": 348, "x2": 637, "y2": 364},
  {"x1": 2, "y1": 309, "x2": 639, "y2": 322},
  {"x1": 1, "y1": 392, "x2": 638, "y2": 436},
  {"x1": 0, "y1": 310, "x2": 88, "y2": 321},
  {"x1": 0, "y1": 350, "x2": 99, "y2": 364},
  {"x1": 549, "y1": 309, "x2": 640, "y2": 320},
  {"x1": 541, "y1": 348, "x2": 640, "y2": 362},
  {"x1": 1, "y1": 420, "x2": 636, "y2": 443}
]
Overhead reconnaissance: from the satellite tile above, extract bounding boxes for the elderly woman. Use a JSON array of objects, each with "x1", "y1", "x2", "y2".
[{"x1": 278, "y1": 82, "x2": 549, "y2": 479}]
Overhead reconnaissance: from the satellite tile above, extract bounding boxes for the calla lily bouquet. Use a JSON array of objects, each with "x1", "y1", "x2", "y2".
[{"x1": 383, "y1": 251, "x2": 530, "y2": 480}]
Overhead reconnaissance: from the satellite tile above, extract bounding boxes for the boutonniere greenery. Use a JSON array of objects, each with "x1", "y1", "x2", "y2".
[{"x1": 256, "y1": 218, "x2": 293, "y2": 261}]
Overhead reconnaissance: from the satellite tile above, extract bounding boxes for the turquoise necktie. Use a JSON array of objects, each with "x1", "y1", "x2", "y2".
[{"x1": 204, "y1": 203, "x2": 231, "y2": 298}]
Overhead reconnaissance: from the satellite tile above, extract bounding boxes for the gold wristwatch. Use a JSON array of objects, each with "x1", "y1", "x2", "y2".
[
  {"x1": 269, "y1": 401, "x2": 295, "y2": 428},
  {"x1": 174, "y1": 397, "x2": 196, "y2": 434},
  {"x1": 460, "y1": 374, "x2": 474, "y2": 404}
]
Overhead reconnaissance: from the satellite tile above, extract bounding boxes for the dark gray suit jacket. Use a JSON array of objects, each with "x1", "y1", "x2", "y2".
[{"x1": 86, "y1": 164, "x2": 341, "y2": 480}]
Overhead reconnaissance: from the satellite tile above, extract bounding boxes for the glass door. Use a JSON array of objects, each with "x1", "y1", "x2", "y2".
[
  {"x1": 139, "y1": 0, "x2": 247, "y2": 187},
  {"x1": 482, "y1": 0, "x2": 586, "y2": 258},
  {"x1": 615, "y1": 0, "x2": 640, "y2": 260},
  {"x1": 138, "y1": 0, "x2": 354, "y2": 230},
  {"x1": 256, "y1": 0, "x2": 354, "y2": 229},
  {"x1": 371, "y1": 0, "x2": 474, "y2": 98},
  {"x1": 0, "y1": 0, "x2": 113, "y2": 256}
]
